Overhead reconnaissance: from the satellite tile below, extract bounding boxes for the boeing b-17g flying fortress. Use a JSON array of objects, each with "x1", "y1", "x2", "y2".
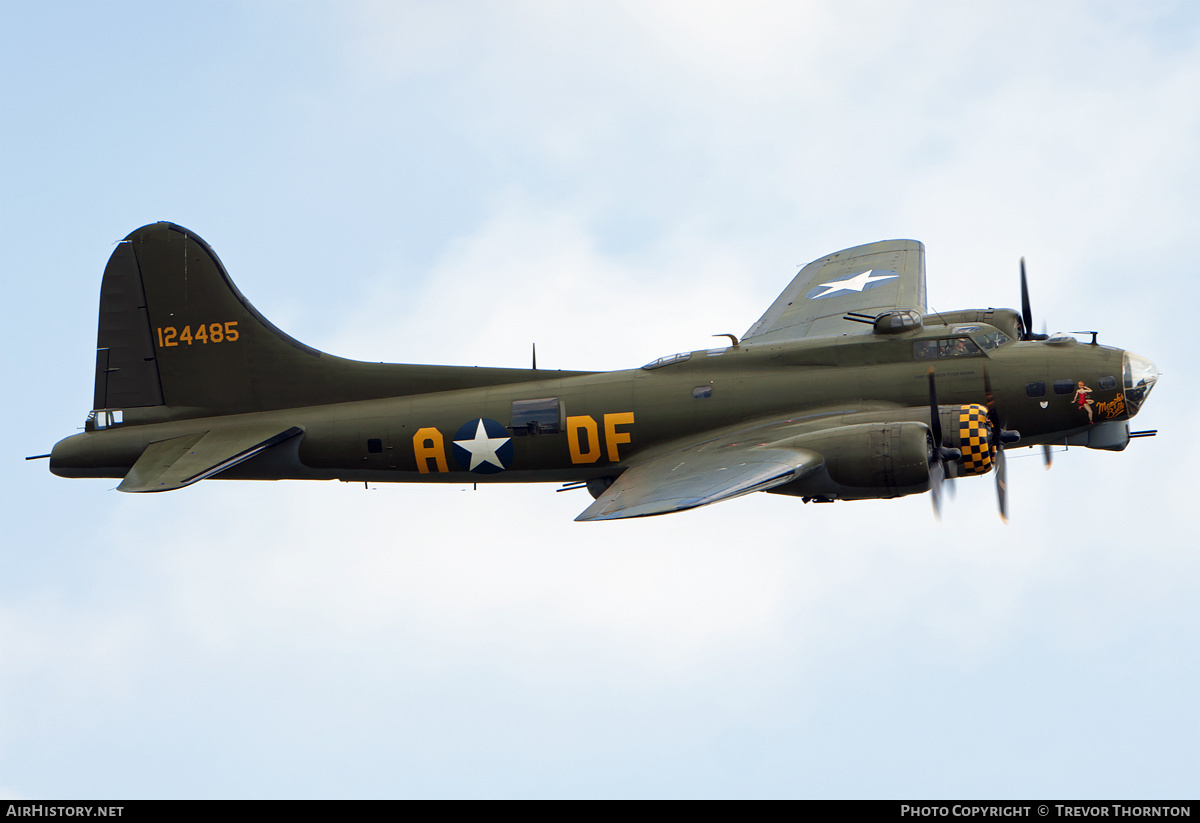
[{"x1": 40, "y1": 223, "x2": 1159, "y2": 520}]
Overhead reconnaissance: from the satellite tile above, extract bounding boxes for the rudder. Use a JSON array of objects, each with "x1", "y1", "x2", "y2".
[{"x1": 95, "y1": 239, "x2": 165, "y2": 410}]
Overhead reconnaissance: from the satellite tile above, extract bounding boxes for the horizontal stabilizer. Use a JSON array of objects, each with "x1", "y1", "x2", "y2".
[
  {"x1": 118, "y1": 425, "x2": 303, "y2": 493},
  {"x1": 576, "y1": 431, "x2": 822, "y2": 521}
]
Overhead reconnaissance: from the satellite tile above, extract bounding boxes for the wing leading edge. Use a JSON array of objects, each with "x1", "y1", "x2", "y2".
[{"x1": 743, "y1": 239, "x2": 925, "y2": 344}]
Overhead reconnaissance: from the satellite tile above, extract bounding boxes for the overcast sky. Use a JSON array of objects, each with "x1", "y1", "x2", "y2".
[{"x1": 1, "y1": 0, "x2": 1196, "y2": 799}]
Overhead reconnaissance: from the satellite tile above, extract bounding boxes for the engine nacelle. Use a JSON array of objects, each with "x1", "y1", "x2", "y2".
[{"x1": 805, "y1": 421, "x2": 932, "y2": 498}]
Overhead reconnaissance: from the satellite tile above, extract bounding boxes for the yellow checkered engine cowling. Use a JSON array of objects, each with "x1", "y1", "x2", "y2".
[{"x1": 955, "y1": 403, "x2": 994, "y2": 476}]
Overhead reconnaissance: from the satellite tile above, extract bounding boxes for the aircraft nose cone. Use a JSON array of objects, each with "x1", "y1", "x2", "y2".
[{"x1": 1122, "y1": 351, "x2": 1158, "y2": 416}]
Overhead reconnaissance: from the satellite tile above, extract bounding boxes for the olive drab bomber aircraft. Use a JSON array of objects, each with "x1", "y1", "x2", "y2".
[{"x1": 41, "y1": 222, "x2": 1160, "y2": 521}]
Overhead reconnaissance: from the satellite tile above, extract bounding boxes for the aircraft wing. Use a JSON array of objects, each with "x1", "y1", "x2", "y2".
[
  {"x1": 575, "y1": 422, "x2": 823, "y2": 521},
  {"x1": 118, "y1": 425, "x2": 303, "y2": 492},
  {"x1": 743, "y1": 239, "x2": 925, "y2": 343}
]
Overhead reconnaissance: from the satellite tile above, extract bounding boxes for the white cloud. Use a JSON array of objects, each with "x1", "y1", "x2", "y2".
[{"x1": 323, "y1": 196, "x2": 763, "y2": 369}]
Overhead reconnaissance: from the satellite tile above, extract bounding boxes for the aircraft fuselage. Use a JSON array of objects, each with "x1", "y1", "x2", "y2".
[{"x1": 51, "y1": 326, "x2": 1143, "y2": 490}]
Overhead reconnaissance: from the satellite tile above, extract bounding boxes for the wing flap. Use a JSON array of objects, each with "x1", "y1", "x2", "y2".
[
  {"x1": 744, "y1": 239, "x2": 925, "y2": 343},
  {"x1": 118, "y1": 425, "x2": 303, "y2": 492},
  {"x1": 576, "y1": 435, "x2": 822, "y2": 521}
]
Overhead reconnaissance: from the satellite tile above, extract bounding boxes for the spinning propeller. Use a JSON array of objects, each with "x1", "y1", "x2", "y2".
[
  {"x1": 927, "y1": 365, "x2": 1020, "y2": 522},
  {"x1": 926, "y1": 368, "x2": 960, "y2": 520},
  {"x1": 983, "y1": 368, "x2": 1021, "y2": 522}
]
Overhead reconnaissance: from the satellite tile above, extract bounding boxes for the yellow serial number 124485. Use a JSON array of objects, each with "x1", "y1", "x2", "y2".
[{"x1": 156, "y1": 321, "x2": 239, "y2": 347}]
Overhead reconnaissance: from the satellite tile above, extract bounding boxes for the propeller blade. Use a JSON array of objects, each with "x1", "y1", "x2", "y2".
[
  {"x1": 984, "y1": 366, "x2": 1013, "y2": 522},
  {"x1": 930, "y1": 459, "x2": 944, "y2": 520},
  {"x1": 926, "y1": 368, "x2": 960, "y2": 520},
  {"x1": 995, "y1": 442, "x2": 1008, "y2": 523},
  {"x1": 1042, "y1": 443, "x2": 1053, "y2": 470},
  {"x1": 1019, "y1": 257, "x2": 1049, "y2": 341},
  {"x1": 927, "y1": 368, "x2": 944, "y2": 520},
  {"x1": 927, "y1": 367, "x2": 944, "y2": 448},
  {"x1": 926, "y1": 369, "x2": 961, "y2": 459},
  {"x1": 1020, "y1": 258, "x2": 1032, "y2": 340}
]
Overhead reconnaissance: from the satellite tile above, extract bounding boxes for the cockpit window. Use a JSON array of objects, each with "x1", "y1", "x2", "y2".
[
  {"x1": 940, "y1": 338, "x2": 980, "y2": 357},
  {"x1": 914, "y1": 338, "x2": 981, "y2": 359},
  {"x1": 973, "y1": 330, "x2": 1011, "y2": 351},
  {"x1": 642, "y1": 352, "x2": 692, "y2": 370}
]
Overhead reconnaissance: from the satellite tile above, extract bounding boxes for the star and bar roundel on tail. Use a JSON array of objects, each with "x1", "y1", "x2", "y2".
[{"x1": 742, "y1": 239, "x2": 926, "y2": 343}]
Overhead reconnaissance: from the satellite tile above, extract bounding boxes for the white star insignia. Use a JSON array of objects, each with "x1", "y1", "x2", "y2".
[
  {"x1": 811, "y1": 269, "x2": 899, "y2": 297},
  {"x1": 453, "y1": 419, "x2": 511, "y2": 471}
]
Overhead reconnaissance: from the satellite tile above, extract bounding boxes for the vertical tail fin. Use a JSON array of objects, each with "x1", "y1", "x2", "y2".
[
  {"x1": 93, "y1": 222, "x2": 589, "y2": 421},
  {"x1": 96, "y1": 222, "x2": 320, "y2": 416}
]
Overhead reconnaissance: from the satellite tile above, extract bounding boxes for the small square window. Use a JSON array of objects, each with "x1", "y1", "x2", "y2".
[
  {"x1": 693, "y1": 386, "x2": 713, "y2": 399},
  {"x1": 367, "y1": 438, "x2": 383, "y2": 454},
  {"x1": 1053, "y1": 379, "x2": 1075, "y2": 395},
  {"x1": 1099, "y1": 375, "x2": 1117, "y2": 390},
  {"x1": 1026, "y1": 382, "x2": 1046, "y2": 398}
]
